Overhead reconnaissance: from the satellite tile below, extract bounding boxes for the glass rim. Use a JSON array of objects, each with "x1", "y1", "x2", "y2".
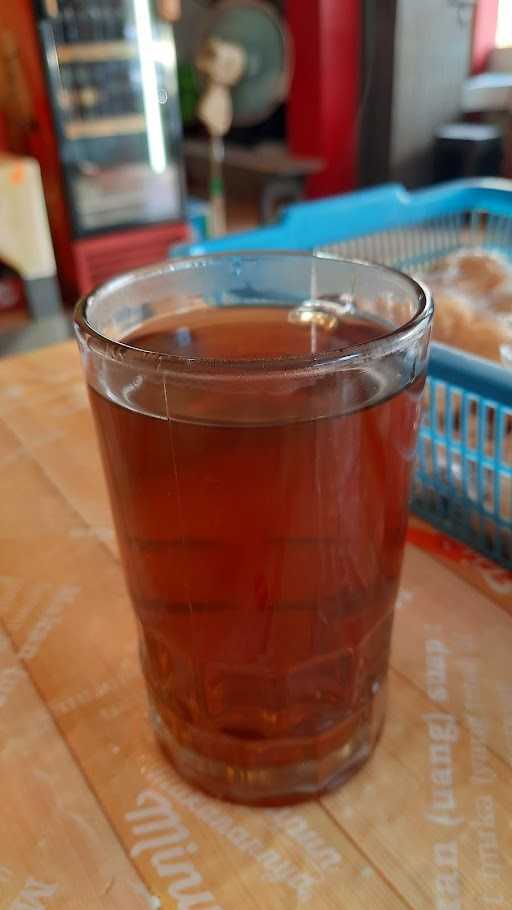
[{"x1": 74, "y1": 251, "x2": 433, "y2": 375}]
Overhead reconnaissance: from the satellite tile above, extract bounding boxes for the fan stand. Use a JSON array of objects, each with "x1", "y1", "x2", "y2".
[{"x1": 196, "y1": 37, "x2": 246, "y2": 236}]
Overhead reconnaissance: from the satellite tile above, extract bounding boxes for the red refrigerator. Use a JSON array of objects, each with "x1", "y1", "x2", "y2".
[{"x1": 0, "y1": 0, "x2": 188, "y2": 301}]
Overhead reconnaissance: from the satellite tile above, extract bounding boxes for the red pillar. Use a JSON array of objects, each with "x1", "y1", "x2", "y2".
[{"x1": 286, "y1": 0, "x2": 361, "y2": 197}]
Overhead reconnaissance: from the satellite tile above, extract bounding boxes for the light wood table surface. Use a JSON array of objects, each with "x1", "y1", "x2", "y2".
[{"x1": 0, "y1": 340, "x2": 511, "y2": 909}]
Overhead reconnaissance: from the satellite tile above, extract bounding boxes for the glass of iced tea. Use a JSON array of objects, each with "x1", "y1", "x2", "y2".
[{"x1": 75, "y1": 253, "x2": 432, "y2": 804}]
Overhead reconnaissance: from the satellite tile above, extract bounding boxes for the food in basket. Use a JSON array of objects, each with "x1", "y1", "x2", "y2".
[
  {"x1": 421, "y1": 250, "x2": 512, "y2": 519},
  {"x1": 430, "y1": 292, "x2": 471, "y2": 346},
  {"x1": 423, "y1": 249, "x2": 512, "y2": 365},
  {"x1": 429, "y1": 291, "x2": 512, "y2": 362},
  {"x1": 427, "y1": 250, "x2": 509, "y2": 296},
  {"x1": 489, "y1": 287, "x2": 512, "y2": 317},
  {"x1": 468, "y1": 313, "x2": 512, "y2": 362}
]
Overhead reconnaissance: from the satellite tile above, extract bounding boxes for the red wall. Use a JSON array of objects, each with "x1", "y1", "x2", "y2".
[{"x1": 472, "y1": 0, "x2": 499, "y2": 73}]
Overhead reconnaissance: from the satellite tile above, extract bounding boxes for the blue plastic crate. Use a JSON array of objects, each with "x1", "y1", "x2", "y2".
[{"x1": 174, "y1": 180, "x2": 512, "y2": 566}]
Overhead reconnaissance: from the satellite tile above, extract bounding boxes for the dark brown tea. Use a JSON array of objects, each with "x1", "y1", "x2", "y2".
[{"x1": 88, "y1": 304, "x2": 423, "y2": 802}]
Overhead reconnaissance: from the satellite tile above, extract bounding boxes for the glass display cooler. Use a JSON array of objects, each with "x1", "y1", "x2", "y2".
[{"x1": 0, "y1": 0, "x2": 188, "y2": 299}]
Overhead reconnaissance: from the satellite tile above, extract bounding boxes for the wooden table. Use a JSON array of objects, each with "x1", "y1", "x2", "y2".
[{"x1": 1, "y1": 341, "x2": 511, "y2": 909}]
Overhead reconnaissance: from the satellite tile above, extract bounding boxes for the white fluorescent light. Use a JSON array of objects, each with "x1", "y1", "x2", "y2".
[{"x1": 133, "y1": 0, "x2": 167, "y2": 174}]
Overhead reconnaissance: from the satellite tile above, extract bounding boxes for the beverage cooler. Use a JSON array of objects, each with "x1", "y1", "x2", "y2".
[{"x1": 0, "y1": 0, "x2": 188, "y2": 300}]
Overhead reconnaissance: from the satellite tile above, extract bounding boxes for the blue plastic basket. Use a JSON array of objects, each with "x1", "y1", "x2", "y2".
[{"x1": 175, "y1": 180, "x2": 512, "y2": 566}]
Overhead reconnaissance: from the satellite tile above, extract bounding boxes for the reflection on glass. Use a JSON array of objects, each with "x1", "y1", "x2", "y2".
[{"x1": 133, "y1": 0, "x2": 166, "y2": 174}]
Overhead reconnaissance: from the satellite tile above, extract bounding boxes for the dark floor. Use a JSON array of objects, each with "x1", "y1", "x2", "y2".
[{"x1": 0, "y1": 312, "x2": 74, "y2": 358}]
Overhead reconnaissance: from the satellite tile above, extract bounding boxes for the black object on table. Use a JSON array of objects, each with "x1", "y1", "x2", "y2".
[{"x1": 433, "y1": 122, "x2": 503, "y2": 182}]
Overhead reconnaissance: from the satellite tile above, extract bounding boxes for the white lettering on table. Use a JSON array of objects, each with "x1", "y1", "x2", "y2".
[
  {"x1": 424, "y1": 627, "x2": 464, "y2": 829},
  {"x1": 126, "y1": 789, "x2": 222, "y2": 910},
  {"x1": 0, "y1": 578, "x2": 79, "y2": 649},
  {"x1": 8, "y1": 583, "x2": 52, "y2": 635},
  {"x1": 98, "y1": 689, "x2": 142, "y2": 722},
  {"x1": 17, "y1": 585, "x2": 79, "y2": 662},
  {"x1": 0, "y1": 581, "x2": 80, "y2": 710},
  {"x1": 50, "y1": 659, "x2": 139, "y2": 717},
  {"x1": 140, "y1": 762, "x2": 319, "y2": 902},
  {"x1": 0, "y1": 864, "x2": 12, "y2": 883},
  {"x1": 7, "y1": 878, "x2": 58, "y2": 910},
  {"x1": 424, "y1": 625, "x2": 463, "y2": 910},
  {"x1": 433, "y1": 841, "x2": 462, "y2": 910},
  {"x1": 456, "y1": 656, "x2": 495, "y2": 786},
  {"x1": 425, "y1": 625, "x2": 450, "y2": 704},
  {"x1": 423, "y1": 628, "x2": 507, "y2": 908},
  {"x1": 424, "y1": 713, "x2": 464, "y2": 829},
  {"x1": 1, "y1": 710, "x2": 54, "y2": 763},
  {"x1": 0, "y1": 665, "x2": 26, "y2": 707},
  {"x1": 496, "y1": 683, "x2": 512, "y2": 765},
  {"x1": 471, "y1": 796, "x2": 503, "y2": 883},
  {"x1": 455, "y1": 635, "x2": 505, "y2": 906},
  {"x1": 262, "y1": 808, "x2": 342, "y2": 873}
]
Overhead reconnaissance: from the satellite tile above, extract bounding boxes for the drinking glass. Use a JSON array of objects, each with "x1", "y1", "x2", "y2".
[{"x1": 75, "y1": 252, "x2": 432, "y2": 804}]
